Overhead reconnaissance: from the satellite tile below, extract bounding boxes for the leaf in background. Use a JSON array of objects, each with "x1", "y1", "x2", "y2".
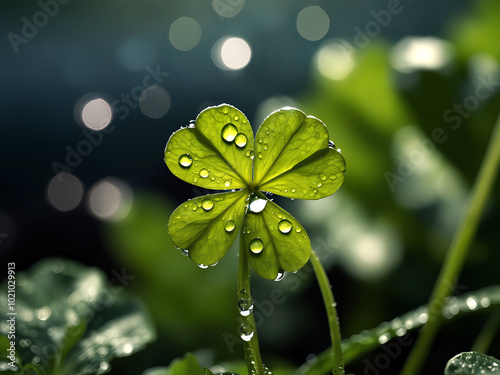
[
  {"x1": 444, "y1": 352, "x2": 500, "y2": 375},
  {"x1": 0, "y1": 258, "x2": 156, "y2": 375},
  {"x1": 141, "y1": 353, "x2": 203, "y2": 375}
]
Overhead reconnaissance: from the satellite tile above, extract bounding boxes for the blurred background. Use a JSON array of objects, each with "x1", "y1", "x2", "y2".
[{"x1": 1, "y1": 0, "x2": 500, "y2": 373}]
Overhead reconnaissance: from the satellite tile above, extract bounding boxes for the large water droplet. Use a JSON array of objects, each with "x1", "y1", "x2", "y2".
[
  {"x1": 224, "y1": 180, "x2": 231, "y2": 187},
  {"x1": 225, "y1": 220, "x2": 236, "y2": 232},
  {"x1": 278, "y1": 219, "x2": 292, "y2": 234},
  {"x1": 248, "y1": 195, "x2": 267, "y2": 213},
  {"x1": 199, "y1": 168, "x2": 209, "y2": 178},
  {"x1": 235, "y1": 133, "x2": 247, "y2": 148},
  {"x1": 238, "y1": 290, "x2": 254, "y2": 316},
  {"x1": 202, "y1": 199, "x2": 214, "y2": 211},
  {"x1": 222, "y1": 123, "x2": 238, "y2": 142},
  {"x1": 249, "y1": 238, "x2": 264, "y2": 254},
  {"x1": 239, "y1": 323, "x2": 254, "y2": 341},
  {"x1": 178, "y1": 154, "x2": 192, "y2": 168},
  {"x1": 319, "y1": 174, "x2": 327, "y2": 181}
]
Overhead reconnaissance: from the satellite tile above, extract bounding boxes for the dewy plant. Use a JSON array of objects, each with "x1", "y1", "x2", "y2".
[{"x1": 164, "y1": 104, "x2": 346, "y2": 375}]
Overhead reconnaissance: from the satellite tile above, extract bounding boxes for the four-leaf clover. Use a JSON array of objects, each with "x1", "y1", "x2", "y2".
[{"x1": 165, "y1": 104, "x2": 345, "y2": 279}]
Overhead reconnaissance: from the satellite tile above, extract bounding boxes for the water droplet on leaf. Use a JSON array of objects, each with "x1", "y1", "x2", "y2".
[
  {"x1": 224, "y1": 180, "x2": 231, "y2": 187},
  {"x1": 222, "y1": 123, "x2": 238, "y2": 142},
  {"x1": 235, "y1": 133, "x2": 247, "y2": 147},
  {"x1": 278, "y1": 219, "x2": 292, "y2": 234},
  {"x1": 199, "y1": 168, "x2": 209, "y2": 178},
  {"x1": 178, "y1": 154, "x2": 192, "y2": 168},
  {"x1": 249, "y1": 238, "x2": 264, "y2": 254},
  {"x1": 248, "y1": 195, "x2": 267, "y2": 213},
  {"x1": 202, "y1": 199, "x2": 214, "y2": 211},
  {"x1": 258, "y1": 152, "x2": 263, "y2": 159},
  {"x1": 225, "y1": 220, "x2": 236, "y2": 232}
]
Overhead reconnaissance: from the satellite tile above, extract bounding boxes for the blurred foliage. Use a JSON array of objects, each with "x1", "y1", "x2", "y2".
[
  {"x1": 444, "y1": 351, "x2": 500, "y2": 375},
  {"x1": 0, "y1": 258, "x2": 155, "y2": 374}
]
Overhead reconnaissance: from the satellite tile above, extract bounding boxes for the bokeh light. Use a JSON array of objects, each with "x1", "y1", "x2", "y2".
[
  {"x1": 169, "y1": 17, "x2": 202, "y2": 51},
  {"x1": 46, "y1": 173, "x2": 84, "y2": 212},
  {"x1": 390, "y1": 36, "x2": 454, "y2": 73},
  {"x1": 139, "y1": 85, "x2": 171, "y2": 119},
  {"x1": 212, "y1": 36, "x2": 252, "y2": 70},
  {"x1": 87, "y1": 178, "x2": 133, "y2": 221},
  {"x1": 315, "y1": 39, "x2": 355, "y2": 81},
  {"x1": 81, "y1": 98, "x2": 112, "y2": 131},
  {"x1": 117, "y1": 37, "x2": 156, "y2": 72},
  {"x1": 297, "y1": 6, "x2": 330, "y2": 42}
]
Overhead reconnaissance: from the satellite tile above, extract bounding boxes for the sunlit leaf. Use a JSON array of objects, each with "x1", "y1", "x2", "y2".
[
  {"x1": 259, "y1": 148, "x2": 346, "y2": 200},
  {"x1": 141, "y1": 353, "x2": 202, "y2": 375},
  {"x1": 164, "y1": 104, "x2": 253, "y2": 190},
  {"x1": 445, "y1": 352, "x2": 500, "y2": 375},
  {"x1": 243, "y1": 197, "x2": 311, "y2": 279},
  {"x1": 253, "y1": 108, "x2": 330, "y2": 186},
  {"x1": 169, "y1": 191, "x2": 249, "y2": 266}
]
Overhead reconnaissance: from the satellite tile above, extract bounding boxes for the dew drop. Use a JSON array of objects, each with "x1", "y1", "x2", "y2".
[
  {"x1": 221, "y1": 106, "x2": 229, "y2": 114},
  {"x1": 295, "y1": 227, "x2": 302, "y2": 233},
  {"x1": 181, "y1": 249, "x2": 189, "y2": 256},
  {"x1": 249, "y1": 238, "x2": 264, "y2": 254},
  {"x1": 258, "y1": 152, "x2": 263, "y2": 159},
  {"x1": 239, "y1": 323, "x2": 254, "y2": 341},
  {"x1": 248, "y1": 195, "x2": 267, "y2": 213},
  {"x1": 201, "y1": 199, "x2": 214, "y2": 211},
  {"x1": 234, "y1": 115, "x2": 239, "y2": 121},
  {"x1": 278, "y1": 219, "x2": 292, "y2": 234},
  {"x1": 263, "y1": 143, "x2": 268, "y2": 150},
  {"x1": 225, "y1": 220, "x2": 236, "y2": 232},
  {"x1": 198, "y1": 264, "x2": 208, "y2": 269},
  {"x1": 193, "y1": 177, "x2": 198, "y2": 183},
  {"x1": 235, "y1": 133, "x2": 247, "y2": 148},
  {"x1": 238, "y1": 290, "x2": 254, "y2": 316},
  {"x1": 313, "y1": 188, "x2": 318, "y2": 194},
  {"x1": 199, "y1": 168, "x2": 209, "y2": 178},
  {"x1": 245, "y1": 150, "x2": 255, "y2": 159},
  {"x1": 222, "y1": 123, "x2": 238, "y2": 142},
  {"x1": 224, "y1": 180, "x2": 231, "y2": 187},
  {"x1": 178, "y1": 154, "x2": 193, "y2": 168},
  {"x1": 320, "y1": 174, "x2": 327, "y2": 181},
  {"x1": 340, "y1": 165, "x2": 346, "y2": 172},
  {"x1": 291, "y1": 189, "x2": 296, "y2": 193},
  {"x1": 329, "y1": 174, "x2": 337, "y2": 180},
  {"x1": 274, "y1": 271, "x2": 285, "y2": 281},
  {"x1": 258, "y1": 138, "x2": 263, "y2": 144},
  {"x1": 328, "y1": 140, "x2": 336, "y2": 149},
  {"x1": 317, "y1": 183, "x2": 322, "y2": 188}
]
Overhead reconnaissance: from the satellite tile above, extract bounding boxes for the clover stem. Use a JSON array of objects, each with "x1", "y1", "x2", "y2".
[
  {"x1": 401, "y1": 112, "x2": 500, "y2": 375},
  {"x1": 238, "y1": 232, "x2": 265, "y2": 375},
  {"x1": 310, "y1": 249, "x2": 345, "y2": 375}
]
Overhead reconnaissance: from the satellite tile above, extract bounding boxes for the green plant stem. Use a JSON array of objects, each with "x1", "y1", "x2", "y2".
[
  {"x1": 238, "y1": 232, "x2": 265, "y2": 375},
  {"x1": 471, "y1": 308, "x2": 500, "y2": 354},
  {"x1": 401, "y1": 113, "x2": 500, "y2": 375},
  {"x1": 310, "y1": 249, "x2": 345, "y2": 375}
]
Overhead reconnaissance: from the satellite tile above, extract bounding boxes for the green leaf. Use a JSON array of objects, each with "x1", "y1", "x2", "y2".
[
  {"x1": 168, "y1": 190, "x2": 249, "y2": 266},
  {"x1": 0, "y1": 258, "x2": 156, "y2": 375},
  {"x1": 445, "y1": 352, "x2": 500, "y2": 375},
  {"x1": 253, "y1": 108, "x2": 329, "y2": 186},
  {"x1": 164, "y1": 104, "x2": 254, "y2": 190},
  {"x1": 259, "y1": 147, "x2": 346, "y2": 200},
  {"x1": 243, "y1": 196, "x2": 311, "y2": 279},
  {"x1": 141, "y1": 353, "x2": 202, "y2": 375}
]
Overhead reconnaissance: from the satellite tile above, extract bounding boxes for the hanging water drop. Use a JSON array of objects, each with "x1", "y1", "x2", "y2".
[
  {"x1": 274, "y1": 271, "x2": 285, "y2": 281},
  {"x1": 222, "y1": 123, "x2": 238, "y2": 142},
  {"x1": 249, "y1": 238, "x2": 264, "y2": 254},
  {"x1": 201, "y1": 199, "x2": 214, "y2": 211},
  {"x1": 278, "y1": 219, "x2": 292, "y2": 234},
  {"x1": 238, "y1": 290, "x2": 254, "y2": 316},
  {"x1": 328, "y1": 140, "x2": 336, "y2": 149},
  {"x1": 235, "y1": 133, "x2": 247, "y2": 148},
  {"x1": 178, "y1": 154, "x2": 193, "y2": 168},
  {"x1": 239, "y1": 322, "x2": 254, "y2": 341},
  {"x1": 181, "y1": 249, "x2": 189, "y2": 256},
  {"x1": 198, "y1": 264, "x2": 208, "y2": 269},
  {"x1": 199, "y1": 168, "x2": 209, "y2": 178},
  {"x1": 225, "y1": 220, "x2": 236, "y2": 232}
]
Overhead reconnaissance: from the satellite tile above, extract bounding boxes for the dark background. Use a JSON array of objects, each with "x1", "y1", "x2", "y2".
[{"x1": 1, "y1": 0, "x2": 500, "y2": 373}]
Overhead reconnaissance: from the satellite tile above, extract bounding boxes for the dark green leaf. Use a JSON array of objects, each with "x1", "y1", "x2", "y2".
[
  {"x1": 141, "y1": 353, "x2": 202, "y2": 375},
  {"x1": 168, "y1": 190, "x2": 249, "y2": 266},
  {"x1": 243, "y1": 196, "x2": 311, "y2": 279},
  {"x1": 164, "y1": 104, "x2": 254, "y2": 190},
  {"x1": 445, "y1": 352, "x2": 500, "y2": 375}
]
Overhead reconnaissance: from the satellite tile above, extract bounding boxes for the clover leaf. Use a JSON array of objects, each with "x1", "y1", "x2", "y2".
[{"x1": 165, "y1": 104, "x2": 345, "y2": 279}]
